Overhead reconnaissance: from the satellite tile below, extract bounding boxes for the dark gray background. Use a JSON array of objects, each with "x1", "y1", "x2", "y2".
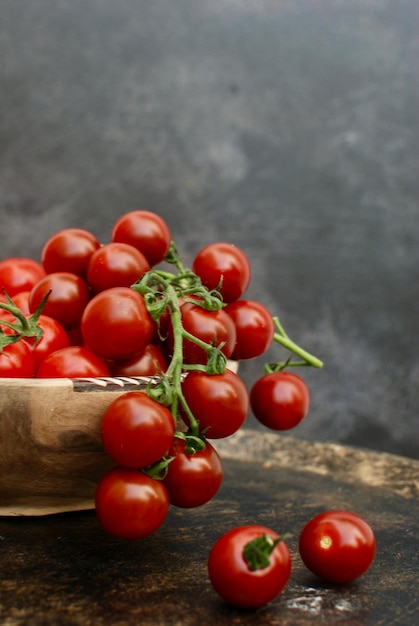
[{"x1": 1, "y1": 0, "x2": 418, "y2": 458}]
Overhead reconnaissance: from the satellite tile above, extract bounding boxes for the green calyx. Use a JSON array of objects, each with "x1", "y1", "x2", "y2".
[
  {"x1": 243, "y1": 533, "x2": 292, "y2": 571},
  {"x1": 0, "y1": 290, "x2": 49, "y2": 352}
]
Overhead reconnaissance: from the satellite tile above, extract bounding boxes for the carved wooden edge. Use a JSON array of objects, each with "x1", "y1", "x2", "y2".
[{"x1": 214, "y1": 429, "x2": 419, "y2": 499}]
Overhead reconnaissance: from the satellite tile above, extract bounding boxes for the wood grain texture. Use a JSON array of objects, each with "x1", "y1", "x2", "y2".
[{"x1": 0, "y1": 377, "x2": 152, "y2": 515}]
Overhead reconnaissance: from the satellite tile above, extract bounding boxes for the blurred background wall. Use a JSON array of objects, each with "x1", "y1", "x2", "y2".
[{"x1": 1, "y1": 0, "x2": 418, "y2": 458}]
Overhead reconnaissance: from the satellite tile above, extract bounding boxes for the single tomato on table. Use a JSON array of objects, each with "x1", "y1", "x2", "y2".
[
  {"x1": 298, "y1": 510, "x2": 376, "y2": 584},
  {"x1": 208, "y1": 524, "x2": 291, "y2": 608}
]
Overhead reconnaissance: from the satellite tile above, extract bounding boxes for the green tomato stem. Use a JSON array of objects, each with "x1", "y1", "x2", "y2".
[
  {"x1": 272, "y1": 316, "x2": 323, "y2": 369},
  {"x1": 243, "y1": 533, "x2": 292, "y2": 571}
]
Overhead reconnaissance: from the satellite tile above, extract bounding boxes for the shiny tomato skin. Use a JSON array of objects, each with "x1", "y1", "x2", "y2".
[
  {"x1": 110, "y1": 343, "x2": 168, "y2": 377},
  {"x1": 36, "y1": 345, "x2": 110, "y2": 378},
  {"x1": 81, "y1": 287, "x2": 154, "y2": 360},
  {"x1": 192, "y1": 242, "x2": 251, "y2": 302},
  {"x1": 10, "y1": 291, "x2": 31, "y2": 315},
  {"x1": 86, "y1": 242, "x2": 150, "y2": 294},
  {"x1": 0, "y1": 340, "x2": 35, "y2": 377},
  {"x1": 41, "y1": 228, "x2": 101, "y2": 277},
  {"x1": 169, "y1": 301, "x2": 236, "y2": 365},
  {"x1": 111, "y1": 210, "x2": 171, "y2": 267},
  {"x1": 95, "y1": 466, "x2": 169, "y2": 539},
  {"x1": 25, "y1": 314, "x2": 70, "y2": 371},
  {"x1": 250, "y1": 371, "x2": 310, "y2": 431},
  {"x1": 181, "y1": 369, "x2": 249, "y2": 439},
  {"x1": 28, "y1": 272, "x2": 91, "y2": 330},
  {"x1": 0, "y1": 257, "x2": 46, "y2": 297},
  {"x1": 225, "y1": 299, "x2": 274, "y2": 360},
  {"x1": 101, "y1": 392, "x2": 175, "y2": 468},
  {"x1": 298, "y1": 510, "x2": 376, "y2": 583},
  {"x1": 208, "y1": 525, "x2": 291, "y2": 609},
  {"x1": 163, "y1": 438, "x2": 223, "y2": 508}
]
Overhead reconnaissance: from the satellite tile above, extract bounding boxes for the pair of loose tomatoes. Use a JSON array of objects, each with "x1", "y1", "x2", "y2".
[{"x1": 208, "y1": 510, "x2": 376, "y2": 609}]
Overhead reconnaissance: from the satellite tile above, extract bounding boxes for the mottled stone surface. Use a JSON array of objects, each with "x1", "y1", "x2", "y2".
[
  {"x1": 0, "y1": 0, "x2": 418, "y2": 459},
  {"x1": 0, "y1": 431, "x2": 418, "y2": 625}
]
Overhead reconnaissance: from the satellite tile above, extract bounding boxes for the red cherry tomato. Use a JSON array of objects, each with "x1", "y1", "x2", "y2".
[
  {"x1": 109, "y1": 343, "x2": 168, "y2": 377},
  {"x1": 111, "y1": 210, "x2": 172, "y2": 267},
  {"x1": 250, "y1": 371, "x2": 310, "y2": 430},
  {"x1": 168, "y1": 301, "x2": 236, "y2": 365},
  {"x1": 101, "y1": 392, "x2": 175, "y2": 468},
  {"x1": 41, "y1": 228, "x2": 101, "y2": 277},
  {"x1": 8, "y1": 291, "x2": 31, "y2": 315},
  {"x1": 86, "y1": 242, "x2": 150, "y2": 294},
  {"x1": 28, "y1": 272, "x2": 91, "y2": 330},
  {"x1": 181, "y1": 369, "x2": 249, "y2": 439},
  {"x1": 25, "y1": 314, "x2": 70, "y2": 371},
  {"x1": 81, "y1": 287, "x2": 154, "y2": 360},
  {"x1": 163, "y1": 438, "x2": 223, "y2": 508},
  {"x1": 0, "y1": 340, "x2": 35, "y2": 377},
  {"x1": 225, "y1": 299, "x2": 274, "y2": 360},
  {"x1": 192, "y1": 242, "x2": 251, "y2": 302},
  {"x1": 0, "y1": 257, "x2": 46, "y2": 297},
  {"x1": 36, "y1": 345, "x2": 110, "y2": 378},
  {"x1": 95, "y1": 466, "x2": 169, "y2": 539},
  {"x1": 299, "y1": 510, "x2": 376, "y2": 583},
  {"x1": 208, "y1": 525, "x2": 291, "y2": 608}
]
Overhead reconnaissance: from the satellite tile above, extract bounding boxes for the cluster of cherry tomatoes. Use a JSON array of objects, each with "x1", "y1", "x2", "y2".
[{"x1": 0, "y1": 209, "x2": 376, "y2": 609}]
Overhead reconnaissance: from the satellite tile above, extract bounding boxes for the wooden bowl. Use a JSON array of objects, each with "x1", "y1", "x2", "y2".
[
  {"x1": 0, "y1": 362, "x2": 239, "y2": 517},
  {"x1": 0, "y1": 376, "x2": 163, "y2": 516}
]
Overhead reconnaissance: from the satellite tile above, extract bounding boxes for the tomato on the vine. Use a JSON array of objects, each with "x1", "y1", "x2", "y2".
[
  {"x1": 208, "y1": 525, "x2": 291, "y2": 609},
  {"x1": 163, "y1": 438, "x2": 223, "y2": 508},
  {"x1": 111, "y1": 210, "x2": 171, "y2": 267},
  {"x1": 192, "y1": 242, "x2": 251, "y2": 302},
  {"x1": 25, "y1": 314, "x2": 70, "y2": 371},
  {"x1": 250, "y1": 371, "x2": 310, "y2": 430},
  {"x1": 298, "y1": 510, "x2": 376, "y2": 583},
  {"x1": 0, "y1": 257, "x2": 46, "y2": 297},
  {"x1": 36, "y1": 345, "x2": 110, "y2": 378},
  {"x1": 101, "y1": 391, "x2": 175, "y2": 468},
  {"x1": 0, "y1": 340, "x2": 35, "y2": 377},
  {"x1": 225, "y1": 299, "x2": 274, "y2": 360},
  {"x1": 28, "y1": 271, "x2": 91, "y2": 331},
  {"x1": 81, "y1": 287, "x2": 154, "y2": 360},
  {"x1": 168, "y1": 301, "x2": 236, "y2": 365},
  {"x1": 41, "y1": 228, "x2": 101, "y2": 277},
  {"x1": 95, "y1": 466, "x2": 169, "y2": 539},
  {"x1": 86, "y1": 242, "x2": 150, "y2": 294},
  {"x1": 181, "y1": 369, "x2": 249, "y2": 439}
]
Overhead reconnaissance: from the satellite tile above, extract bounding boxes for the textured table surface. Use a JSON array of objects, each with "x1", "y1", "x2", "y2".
[{"x1": 1, "y1": 429, "x2": 418, "y2": 626}]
